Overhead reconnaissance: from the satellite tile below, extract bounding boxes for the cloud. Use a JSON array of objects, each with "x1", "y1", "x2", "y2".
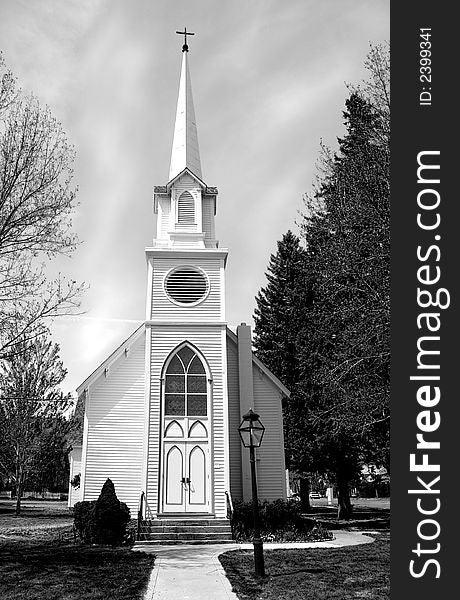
[{"x1": 1, "y1": 0, "x2": 389, "y2": 393}]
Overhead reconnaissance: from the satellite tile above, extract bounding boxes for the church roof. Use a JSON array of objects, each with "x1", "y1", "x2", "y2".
[
  {"x1": 169, "y1": 50, "x2": 202, "y2": 182},
  {"x1": 76, "y1": 325, "x2": 289, "y2": 399}
]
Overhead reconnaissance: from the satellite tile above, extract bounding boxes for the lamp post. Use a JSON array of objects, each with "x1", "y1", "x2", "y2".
[{"x1": 238, "y1": 408, "x2": 265, "y2": 577}]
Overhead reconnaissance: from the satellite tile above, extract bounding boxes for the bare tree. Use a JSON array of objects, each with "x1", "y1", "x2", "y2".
[
  {"x1": 0, "y1": 332, "x2": 72, "y2": 514},
  {"x1": 0, "y1": 53, "x2": 84, "y2": 357}
]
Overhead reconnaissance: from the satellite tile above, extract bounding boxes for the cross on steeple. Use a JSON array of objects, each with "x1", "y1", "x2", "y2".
[{"x1": 176, "y1": 27, "x2": 195, "y2": 52}]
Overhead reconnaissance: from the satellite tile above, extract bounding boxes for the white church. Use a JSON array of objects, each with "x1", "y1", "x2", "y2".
[{"x1": 69, "y1": 38, "x2": 289, "y2": 537}]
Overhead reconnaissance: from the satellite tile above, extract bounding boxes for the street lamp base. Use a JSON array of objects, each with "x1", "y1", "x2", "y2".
[{"x1": 253, "y1": 537, "x2": 265, "y2": 577}]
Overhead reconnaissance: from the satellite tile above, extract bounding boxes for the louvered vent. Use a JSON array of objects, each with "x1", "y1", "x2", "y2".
[
  {"x1": 165, "y1": 267, "x2": 208, "y2": 304},
  {"x1": 177, "y1": 192, "x2": 195, "y2": 224}
]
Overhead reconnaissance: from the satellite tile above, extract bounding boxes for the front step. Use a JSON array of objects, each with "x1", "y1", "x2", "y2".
[
  {"x1": 136, "y1": 539, "x2": 235, "y2": 545},
  {"x1": 135, "y1": 517, "x2": 233, "y2": 545}
]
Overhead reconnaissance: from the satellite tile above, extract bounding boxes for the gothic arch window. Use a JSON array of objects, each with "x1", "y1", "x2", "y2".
[
  {"x1": 177, "y1": 191, "x2": 195, "y2": 225},
  {"x1": 164, "y1": 346, "x2": 207, "y2": 417}
]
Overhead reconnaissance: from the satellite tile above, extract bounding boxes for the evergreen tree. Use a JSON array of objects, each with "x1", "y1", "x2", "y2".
[
  {"x1": 253, "y1": 230, "x2": 315, "y2": 510},
  {"x1": 253, "y1": 44, "x2": 390, "y2": 519},
  {"x1": 253, "y1": 230, "x2": 310, "y2": 388}
]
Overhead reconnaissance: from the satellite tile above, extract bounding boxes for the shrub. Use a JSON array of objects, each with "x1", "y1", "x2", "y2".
[
  {"x1": 94, "y1": 479, "x2": 130, "y2": 545},
  {"x1": 73, "y1": 478, "x2": 130, "y2": 545},
  {"x1": 73, "y1": 500, "x2": 96, "y2": 543},
  {"x1": 230, "y1": 498, "x2": 333, "y2": 542}
]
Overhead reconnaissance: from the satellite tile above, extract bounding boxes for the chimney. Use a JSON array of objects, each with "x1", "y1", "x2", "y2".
[{"x1": 237, "y1": 322, "x2": 254, "y2": 501}]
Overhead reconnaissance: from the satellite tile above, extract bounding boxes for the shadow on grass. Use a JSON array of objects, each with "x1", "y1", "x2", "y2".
[
  {"x1": 219, "y1": 533, "x2": 389, "y2": 600},
  {"x1": 303, "y1": 504, "x2": 390, "y2": 531},
  {"x1": 0, "y1": 535, "x2": 155, "y2": 600}
]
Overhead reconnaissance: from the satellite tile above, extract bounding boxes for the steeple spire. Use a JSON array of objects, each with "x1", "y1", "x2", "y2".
[{"x1": 169, "y1": 35, "x2": 202, "y2": 182}]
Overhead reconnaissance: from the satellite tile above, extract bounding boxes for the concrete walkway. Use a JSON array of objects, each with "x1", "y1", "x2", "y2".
[{"x1": 134, "y1": 530, "x2": 374, "y2": 600}]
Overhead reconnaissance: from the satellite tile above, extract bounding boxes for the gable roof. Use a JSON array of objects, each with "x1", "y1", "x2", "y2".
[
  {"x1": 76, "y1": 324, "x2": 144, "y2": 394},
  {"x1": 166, "y1": 167, "x2": 207, "y2": 190},
  {"x1": 226, "y1": 327, "x2": 290, "y2": 398}
]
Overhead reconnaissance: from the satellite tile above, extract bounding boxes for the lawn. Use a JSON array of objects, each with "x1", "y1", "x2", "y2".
[
  {"x1": 219, "y1": 532, "x2": 390, "y2": 600},
  {"x1": 0, "y1": 500, "x2": 155, "y2": 600}
]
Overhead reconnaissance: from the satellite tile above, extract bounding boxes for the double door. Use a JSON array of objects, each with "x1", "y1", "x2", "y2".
[{"x1": 162, "y1": 418, "x2": 210, "y2": 513}]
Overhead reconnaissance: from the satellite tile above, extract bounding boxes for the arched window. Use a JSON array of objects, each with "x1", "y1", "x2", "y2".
[
  {"x1": 177, "y1": 191, "x2": 195, "y2": 225},
  {"x1": 164, "y1": 346, "x2": 207, "y2": 416}
]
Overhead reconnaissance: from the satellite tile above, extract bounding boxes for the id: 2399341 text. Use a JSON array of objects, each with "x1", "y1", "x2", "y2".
[{"x1": 419, "y1": 28, "x2": 432, "y2": 107}]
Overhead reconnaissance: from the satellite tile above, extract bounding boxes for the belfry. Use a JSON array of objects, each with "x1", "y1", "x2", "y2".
[{"x1": 69, "y1": 36, "x2": 288, "y2": 541}]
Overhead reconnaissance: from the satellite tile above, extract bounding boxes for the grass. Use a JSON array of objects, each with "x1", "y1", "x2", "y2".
[
  {"x1": 0, "y1": 500, "x2": 155, "y2": 600},
  {"x1": 219, "y1": 532, "x2": 390, "y2": 600},
  {"x1": 303, "y1": 500, "x2": 390, "y2": 531}
]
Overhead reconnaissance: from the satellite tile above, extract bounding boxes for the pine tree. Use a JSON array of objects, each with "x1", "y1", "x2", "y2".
[
  {"x1": 253, "y1": 230, "x2": 315, "y2": 510},
  {"x1": 253, "y1": 44, "x2": 390, "y2": 519},
  {"x1": 253, "y1": 230, "x2": 311, "y2": 388}
]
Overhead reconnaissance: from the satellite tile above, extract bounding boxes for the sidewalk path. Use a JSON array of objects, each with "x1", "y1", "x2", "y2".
[{"x1": 134, "y1": 531, "x2": 374, "y2": 600}]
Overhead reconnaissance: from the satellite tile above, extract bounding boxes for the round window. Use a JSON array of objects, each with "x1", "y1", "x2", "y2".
[{"x1": 165, "y1": 267, "x2": 208, "y2": 305}]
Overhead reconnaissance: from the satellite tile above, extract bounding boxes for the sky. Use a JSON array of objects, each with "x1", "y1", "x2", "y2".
[{"x1": 0, "y1": 0, "x2": 389, "y2": 394}]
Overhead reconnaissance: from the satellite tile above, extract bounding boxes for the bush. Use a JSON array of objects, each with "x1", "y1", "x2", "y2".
[
  {"x1": 73, "y1": 478, "x2": 130, "y2": 546},
  {"x1": 73, "y1": 500, "x2": 96, "y2": 543},
  {"x1": 230, "y1": 498, "x2": 333, "y2": 542}
]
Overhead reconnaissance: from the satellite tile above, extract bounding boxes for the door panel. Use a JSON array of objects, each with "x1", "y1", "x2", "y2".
[
  {"x1": 165, "y1": 420, "x2": 184, "y2": 438},
  {"x1": 188, "y1": 420, "x2": 207, "y2": 438},
  {"x1": 165, "y1": 445, "x2": 184, "y2": 508},
  {"x1": 188, "y1": 445, "x2": 206, "y2": 506}
]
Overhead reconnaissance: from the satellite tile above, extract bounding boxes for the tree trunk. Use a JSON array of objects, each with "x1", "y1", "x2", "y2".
[
  {"x1": 15, "y1": 482, "x2": 22, "y2": 516},
  {"x1": 15, "y1": 454, "x2": 23, "y2": 516},
  {"x1": 298, "y1": 477, "x2": 312, "y2": 513},
  {"x1": 337, "y1": 476, "x2": 352, "y2": 520}
]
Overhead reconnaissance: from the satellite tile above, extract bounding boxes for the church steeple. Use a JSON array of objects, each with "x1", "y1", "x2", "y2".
[
  {"x1": 153, "y1": 34, "x2": 219, "y2": 250},
  {"x1": 169, "y1": 40, "x2": 202, "y2": 182}
]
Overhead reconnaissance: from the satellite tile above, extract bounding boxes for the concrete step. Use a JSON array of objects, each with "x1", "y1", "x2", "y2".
[
  {"x1": 138, "y1": 531, "x2": 233, "y2": 542},
  {"x1": 136, "y1": 517, "x2": 233, "y2": 544},
  {"x1": 139, "y1": 525, "x2": 231, "y2": 534},
  {"x1": 143, "y1": 519, "x2": 230, "y2": 527},
  {"x1": 134, "y1": 538, "x2": 235, "y2": 546}
]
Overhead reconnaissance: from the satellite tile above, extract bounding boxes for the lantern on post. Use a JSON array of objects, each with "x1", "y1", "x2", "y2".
[{"x1": 238, "y1": 409, "x2": 265, "y2": 577}]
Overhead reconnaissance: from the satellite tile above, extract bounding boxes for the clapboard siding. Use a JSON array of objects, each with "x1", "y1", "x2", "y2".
[
  {"x1": 157, "y1": 197, "x2": 171, "y2": 240},
  {"x1": 146, "y1": 325, "x2": 228, "y2": 516},
  {"x1": 172, "y1": 173, "x2": 199, "y2": 195},
  {"x1": 83, "y1": 334, "x2": 145, "y2": 515},
  {"x1": 252, "y1": 365, "x2": 287, "y2": 500},
  {"x1": 226, "y1": 335, "x2": 242, "y2": 500},
  {"x1": 68, "y1": 447, "x2": 82, "y2": 507},
  {"x1": 151, "y1": 256, "x2": 223, "y2": 321},
  {"x1": 202, "y1": 197, "x2": 216, "y2": 245}
]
